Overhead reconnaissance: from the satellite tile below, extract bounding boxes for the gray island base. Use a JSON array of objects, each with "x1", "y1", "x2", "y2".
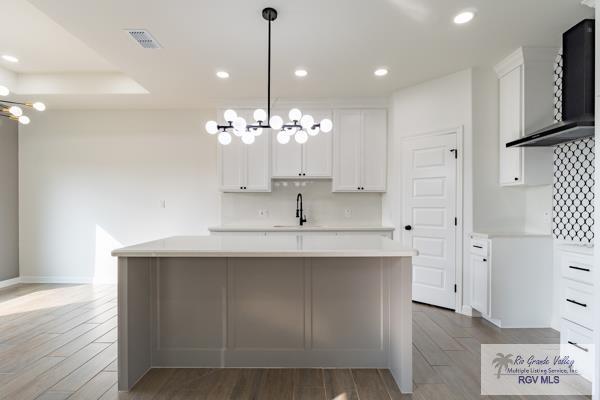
[{"x1": 113, "y1": 235, "x2": 417, "y2": 393}]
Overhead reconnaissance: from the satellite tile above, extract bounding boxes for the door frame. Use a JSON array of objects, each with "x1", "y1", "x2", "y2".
[{"x1": 400, "y1": 127, "x2": 464, "y2": 313}]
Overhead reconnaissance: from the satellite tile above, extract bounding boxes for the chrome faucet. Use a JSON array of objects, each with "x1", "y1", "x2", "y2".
[{"x1": 296, "y1": 193, "x2": 307, "y2": 226}]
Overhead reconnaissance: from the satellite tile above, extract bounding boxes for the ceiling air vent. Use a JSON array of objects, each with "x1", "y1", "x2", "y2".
[{"x1": 125, "y1": 29, "x2": 162, "y2": 49}]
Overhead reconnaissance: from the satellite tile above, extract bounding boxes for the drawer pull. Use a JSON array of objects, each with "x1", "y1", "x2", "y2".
[
  {"x1": 566, "y1": 298, "x2": 587, "y2": 308},
  {"x1": 569, "y1": 265, "x2": 590, "y2": 272},
  {"x1": 473, "y1": 245, "x2": 483, "y2": 249},
  {"x1": 568, "y1": 341, "x2": 589, "y2": 353}
]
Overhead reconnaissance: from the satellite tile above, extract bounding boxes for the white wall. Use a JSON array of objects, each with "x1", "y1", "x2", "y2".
[
  {"x1": 383, "y1": 69, "x2": 474, "y2": 309},
  {"x1": 19, "y1": 110, "x2": 220, "y2": 283},
  {"x1": 0, "y1": 118, "x2": 19, "y2": 282},
  {"x1": 384, "y1": 67, "x2": 553, "y2": 313}
]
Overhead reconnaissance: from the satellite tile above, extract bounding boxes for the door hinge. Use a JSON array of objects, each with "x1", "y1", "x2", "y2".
[
  {"x1": 454, "y1": 284, "x2": 457, "y2": 293},
  {"x1": 454, "y1": 217, "x2": 457, "y2": 226},
  {"x1": 450, "y1": 148, "x2": 458, "y2": 159}
]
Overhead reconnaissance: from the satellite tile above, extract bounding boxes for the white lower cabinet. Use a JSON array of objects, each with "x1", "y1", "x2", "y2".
[
  {"x1": 557, "y1": 245, "x2": 594, "y2": 382},
  {"x1": 469, "y1": 234, "x2": 553, "y2": 327}
]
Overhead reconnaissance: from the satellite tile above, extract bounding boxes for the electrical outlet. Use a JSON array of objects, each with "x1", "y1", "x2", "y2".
[
  {"x1": 258, "y1": 209, "x2": 269, "y2": 218},
  {"x1": 344, "y1": 208, "x2": 352, "y2": 219}
]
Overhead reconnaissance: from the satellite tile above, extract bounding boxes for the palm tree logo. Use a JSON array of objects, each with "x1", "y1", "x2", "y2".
[{"x1": 492, "y1": 353, "x2": 514, "y2": 379}]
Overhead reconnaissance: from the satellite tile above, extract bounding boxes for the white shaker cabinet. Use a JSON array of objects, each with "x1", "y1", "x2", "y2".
[
  {"x1": 469, "y1": 233, "x2": 553, "y2": 328},
  {"x1": 218, "y1": 109, "x2": 271, "y2": 192},
  {"x1": 272, "y1": 110, "x2": 332, "y2": 178},
  {"x1": 495, "y1": 47, "x2": 556, "y2": 186},
  {"x1": 333, "y1": 109, "x2": 387, "y2": 192}
]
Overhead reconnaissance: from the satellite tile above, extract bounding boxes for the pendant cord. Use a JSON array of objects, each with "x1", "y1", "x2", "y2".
[{"x1": 267, "y1": 18, "x2": 271, "y2": 122}]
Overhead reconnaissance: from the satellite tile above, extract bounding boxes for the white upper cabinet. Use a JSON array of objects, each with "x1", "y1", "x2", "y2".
[
  {"x1": 271, "y1": 109, "x2": 332, "y2": 178},
  {"x1": 333, "y1": 109, "x2": 387, "y2": 192},
  {"x1": 219, "y1": 109, "x2": 271, "y2": 192},
  {"x1": 495, "y1": 47, "x2": 556, "y2": 186}
]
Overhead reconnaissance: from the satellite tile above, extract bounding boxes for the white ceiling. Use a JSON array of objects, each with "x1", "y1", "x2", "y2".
[{"x1": 0, "y1": 0, "x2": 594, "y2": 108}]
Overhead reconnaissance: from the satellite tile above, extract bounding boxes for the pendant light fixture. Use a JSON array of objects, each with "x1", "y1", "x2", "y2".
[
  {"x1": 205, "y1": 7, "x2": 332, "y2": 145},
  {"x1": 0, "y1": 85, "x2": 45, "y2": 125}
]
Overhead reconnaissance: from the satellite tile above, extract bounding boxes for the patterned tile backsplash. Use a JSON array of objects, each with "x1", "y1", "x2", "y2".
[
  {"x1": 552, "y1": 138, "x2": 595, "y2": 243},
  {"x1": 551, "y1": 49, "x2": 595, "y2": 243}
]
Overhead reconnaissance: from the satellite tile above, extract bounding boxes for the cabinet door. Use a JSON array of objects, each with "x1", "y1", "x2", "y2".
[
  {"x1": 219, "y1": 135, "x2": 245, "y2": 192},
  {"x1": 333, "y1": 110, "x2": 362, "y2": 191},
  {"x1": 303, "y1": 110, "x2": 333, "y2": 178},
  {"x1": 471, "y1": 254, "x2": 489, "y2": 316},
  {"x1": 272, "y1": 108, "x2": 303, "y2": 177},
  {"x1": 499, "y1": 67, "x2": 524, "y2": 185},
  {"x1": 246, "y1": 129, "x2": 271, "y2": 191},
  {"x1": 361, "y1": 109, "x2": 387, "y2": 191}
]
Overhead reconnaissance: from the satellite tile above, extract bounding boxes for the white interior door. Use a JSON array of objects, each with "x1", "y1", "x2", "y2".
[{"x1": 402, "y1": 133, "x2": 457, "y2": 309}]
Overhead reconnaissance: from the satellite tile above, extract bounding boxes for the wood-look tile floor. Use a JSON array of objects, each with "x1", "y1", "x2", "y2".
[{"x1": 0, "y1": 284, "x2": 590, "y2": 399}]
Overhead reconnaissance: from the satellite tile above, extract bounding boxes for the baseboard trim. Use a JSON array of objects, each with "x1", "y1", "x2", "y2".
[
  {"x1": 0, "y1": 277, "x2": 21, "y2": 289},
  {"x1": 20, "y1": 276, "x2": 93, "y2": 284}
]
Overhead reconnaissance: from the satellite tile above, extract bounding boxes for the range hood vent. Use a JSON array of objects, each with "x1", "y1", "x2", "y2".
[
  {"x1": 507, "y1": 19, "x2": 595, "y2": 148},
  {"x1": 126, "y1": 29, "x2": 162, "y2": 49}
]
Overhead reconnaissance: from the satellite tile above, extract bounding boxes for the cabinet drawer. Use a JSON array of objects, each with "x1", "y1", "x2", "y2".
[
  {"x1": 560, "y1": 319, "x2": 594, "y2": 381},
  {"x1": 561, "y1": 251, "x2": 594, "y2": 285},
  {"x1": 561, "y1": 279, "x2": 594, "y2": 330},
  {"x1": 470, "y1": 238, "x2": 489, "y2": 257}
]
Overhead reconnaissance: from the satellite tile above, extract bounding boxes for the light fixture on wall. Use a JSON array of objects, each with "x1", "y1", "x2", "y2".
[
  {"x1": 0, "y1": 85, "x2": 45, "y2": 125},
  {"x1": 205, "y1": 7, "x2": 332, "y2": 145}
]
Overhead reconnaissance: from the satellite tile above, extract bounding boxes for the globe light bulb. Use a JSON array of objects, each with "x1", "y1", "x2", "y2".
[
  {"x1": 300, "y1": 114, "x2": 314, "y2": 130},
  {"x1": 269, "y1": 115, "x2": 283, "y2": 130},
  {"x1": 320, "y1": 118, "x2": 333, "y2": 133},
  {"x1": 288, "y1": 108, "x2": 302, "y2": 122},
  {"x1": 252, "y1": 127, "x2": 263, "y2": 136},
  {"x1": 224, "y1": 109, "x2": 237, "y2": 122},
  {"x1": 277, "y1": 130, "x2": 290, "y2": 144},
  {"x1": 233, "y1": 129, "x2": 244, "y2": 137},
  {"x1": 18, "y1": 115, "x2": 30, "y2": 125},
  {"x1": 218, "y1": 131, "x2": 232, "y2": 145},
  {"x1": 242, "y1": 133, "x2": 256, "y2": 145},
  {"x1": 253, "y1": 108, "x2": 267, "y2": 123},
  {"x1": 0, "y1": 85, "x2": 9, "y2": 96},
  {"x1": 307, "y1": 126, "x2": 320, "y2": 136},
  {"x1": 8, "y1": 106, "x2": 22, "y2": 117},
  {"x1": 205, "y1": 120, "x2": 219, "y2": 135},
  {"x1": 32, "y1": 102, "x2": 46, "y2": 111},
  {"x1": 233, "y1": 116, "x2": 247, "y2": 132},
  {"x1": 295, "y1": 130, "x2": 308, "y2": 144}
]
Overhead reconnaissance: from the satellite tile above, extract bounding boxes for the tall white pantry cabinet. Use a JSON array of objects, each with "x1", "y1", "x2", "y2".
[{"x1": 494, "y1": 47, "x2": 556, "y2": 186}]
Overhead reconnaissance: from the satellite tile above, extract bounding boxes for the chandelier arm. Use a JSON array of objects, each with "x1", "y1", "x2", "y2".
[{"x1": 0, "y1": 100, "x2": 29, "y2": 107}]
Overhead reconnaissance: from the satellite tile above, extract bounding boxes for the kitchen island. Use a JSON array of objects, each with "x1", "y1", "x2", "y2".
[{"x1": 112, "y1": 235, "x2": 417, "y2": 393}]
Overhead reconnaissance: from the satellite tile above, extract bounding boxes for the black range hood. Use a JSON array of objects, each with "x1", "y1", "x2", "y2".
[{"x1": 507, "y1": 19, "x2": 595, "y2": 148}]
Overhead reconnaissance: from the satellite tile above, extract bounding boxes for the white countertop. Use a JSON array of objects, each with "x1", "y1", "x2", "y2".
[
  {"x1": 208, "y1": 225, "x2": 395, "y2": 232},
  {"x1": 471, "y1": 231, "x2": 552, "y2": 239},
  {"x1": 112, "y1": 235, "x2": 417, "y2": 258}
]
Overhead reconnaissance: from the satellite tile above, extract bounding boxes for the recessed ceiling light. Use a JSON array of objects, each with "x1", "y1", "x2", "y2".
[
  {"x1": 374, "y1": 68, "x2": 388, "y2": 77},
  {"x1": 295, "y1": 69, "x2": 308, "y2": 77},
  {"x1": 454, "y1": 10, "x2": 475, "y2": 24},
  {"x1": 216, "y1": 71, "x2": 230, "y2": 79},
  {"x1": 2, "y1": 54, "x2": 19, "y2": 63}
]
